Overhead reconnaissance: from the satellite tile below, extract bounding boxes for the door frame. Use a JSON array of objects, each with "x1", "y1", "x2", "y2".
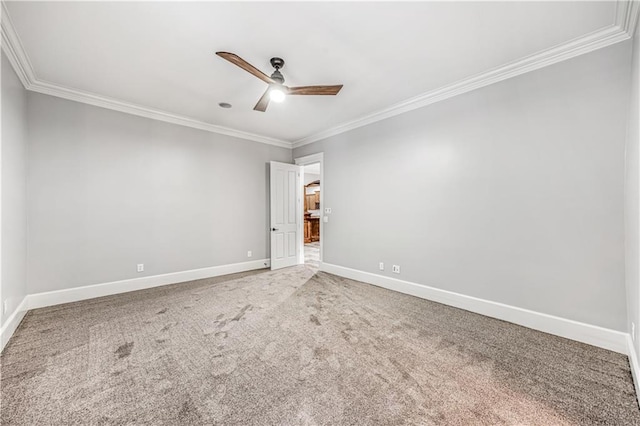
[{"x1": 295, "y1": 152, "x2": 324, "y2": 264}]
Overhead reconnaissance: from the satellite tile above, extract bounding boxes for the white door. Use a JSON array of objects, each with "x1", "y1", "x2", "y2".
[{"x1": 270, "y1": 161, "x2": 302, "y2": 270}]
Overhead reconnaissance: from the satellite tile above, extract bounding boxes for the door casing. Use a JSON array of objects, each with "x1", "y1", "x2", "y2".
[{"x1": 295, "y1": 153, "x2": 324, "y2": 265}]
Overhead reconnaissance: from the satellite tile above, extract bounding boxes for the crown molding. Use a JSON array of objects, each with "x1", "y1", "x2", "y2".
[
  {"x1": 293, "y1": 1, "x2": 640, "y2": 148},
  {"x1": 26, "y1": 79, "x2": 293, "y2": 148},
  {"x1": 293, "y1": 23, "x2": 634, "y2": 148},
  {"x1": 0, "y1": 2, "x2": 292, "y2": 149},
  {"x1": 615, "y1": 0, "x2": 640, "y2": 37},
  {"x1": 1, "y1": 1, "x2": 35, "y2": 88},
  {"x1": 2, "y1": 1, "x2": 638, "y2": 151}
]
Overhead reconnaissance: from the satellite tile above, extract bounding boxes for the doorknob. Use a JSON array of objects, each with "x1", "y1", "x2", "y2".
[{"x1": 271, "y1": 228, "x2": 278, "y2": 231}]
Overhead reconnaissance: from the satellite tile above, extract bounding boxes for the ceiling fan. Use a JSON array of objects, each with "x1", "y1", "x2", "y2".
[{"x1": 215, "y1": 52, "x2": 343, "y2": 112}]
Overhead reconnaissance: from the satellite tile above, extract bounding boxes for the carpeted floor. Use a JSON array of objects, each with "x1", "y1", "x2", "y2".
[{"x1": 1, "y1": 264, "x2": 639, "y2": 425}]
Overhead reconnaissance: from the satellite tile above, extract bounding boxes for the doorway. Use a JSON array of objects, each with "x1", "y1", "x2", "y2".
[
  {"x1": 295, "y1": 153, "x2": 324, "y2": 269},
  {"x1": 302, "y1": 162, "x2": 320, "y2": 267}
]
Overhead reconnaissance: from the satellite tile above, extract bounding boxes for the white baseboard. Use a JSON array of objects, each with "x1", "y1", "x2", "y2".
[
  {"x1": 320, "y1": 262, "x2": 629, "y2": 354},
  {"x1": 628, "y1": 336, "x2": 640, "y2": 405},
  {"x1": 1, "y1": 259, "x2": 270, "y2": 352},
  {"x1": 1, "y1": 296, "x2": 28, "y2": 352},
  {"x1": 27, "y1": 258, "x2": 270, "y2": 310}
]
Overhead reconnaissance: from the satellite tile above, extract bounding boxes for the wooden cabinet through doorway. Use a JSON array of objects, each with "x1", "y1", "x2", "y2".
[
  {"x1": 304, "y1": 215, "x2": 320, "y2": 243},
  {"x1": 304, "y1": 181, "x2": 320, "y2": 243},
  {"x1": 305, "y1": 192, "x2": 320, "y2": 211}
]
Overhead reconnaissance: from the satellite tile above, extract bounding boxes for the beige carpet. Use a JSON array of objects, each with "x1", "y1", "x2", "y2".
[{"x1": 1, "y1": 264, "x2": 639, "y2": 425}]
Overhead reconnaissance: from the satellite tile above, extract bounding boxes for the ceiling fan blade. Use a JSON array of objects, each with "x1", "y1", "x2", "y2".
[
  {"x1": 253, "y1": 88, "x2": 271, "y2": 112},
  {"x1": 216, "y1": 52, "x2": 275, "y2": 85},
  {"x1": 287, "y1": 85, "x2": 343, "y2": 96}
]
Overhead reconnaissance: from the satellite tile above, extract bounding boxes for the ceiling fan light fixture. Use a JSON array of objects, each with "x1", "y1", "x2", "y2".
[
  {"x1": 215, "y1": 52, "x2": 342, "y2": 112},
  {"x1": 270, "y1": 87, "x2": 286, "y2": 103}
]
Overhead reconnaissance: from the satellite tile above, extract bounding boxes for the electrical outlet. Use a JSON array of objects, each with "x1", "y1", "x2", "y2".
[
  {"x1": 392, "y1": 265, "x2": 400, "y2": 274},
  {"x1": 2, "y1": 300, "x2": 7, "y2": 316},
  {"x1": 379, "y1": 262, "x2": 384, "y2": 271},
  {"x1": 633, "y1": 322, "x2": 636, "y2": 342},
  {"x1": 137, "y1": 264, "x2": 144, "y2": 273},
  {"x1": 247, "y1": 250, "x2": 252, "y2": 258},
  {"x1": 324, "y1": 207, "x2": 332, "y2": 214}
]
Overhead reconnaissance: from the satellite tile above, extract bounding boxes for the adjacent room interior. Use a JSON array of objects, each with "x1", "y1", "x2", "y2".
[
  {"x1": 1, "y1": 1, "x2": 640, "y2": 424},
  {"x1": 302, "y1": 162, "x2": 321, "y2": 268}
]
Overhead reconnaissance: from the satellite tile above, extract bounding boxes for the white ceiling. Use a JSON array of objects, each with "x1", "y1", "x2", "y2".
[
  {"x1": 304, "y1": 163, "x2": 320, "y2": 175},
  {"x1": 2, "y1": 1, "x2": 635, "y2": 147}
]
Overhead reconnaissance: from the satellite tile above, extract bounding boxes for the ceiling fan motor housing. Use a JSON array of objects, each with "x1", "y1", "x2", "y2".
[
  {"x1": 270, "y1": 57, "x2": 285, "y2": 84},
  {"x1": 271, "y1": 70, "x2": 285, "y2": 84},
  {"x1": 270, "y1": 57, "x2": 285, "y2": 69}
]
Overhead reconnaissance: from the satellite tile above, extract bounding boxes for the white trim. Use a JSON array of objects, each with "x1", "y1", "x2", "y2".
[
  {"x1": 292, "y1": 24, "x2": 633, "y2": 148},
  {"x1": 0, "y1": 3, "x2": 290, "y2": 149},
  {"x1": 0, "y1": 259, "x2": 269, "y2": 351},
  {"x1": 296, "y1": 153, "x2": 324, "y2": 263},
  {"x1": 616, "y1": 0, "x2": 640, "y2": 38},
  {"x1": 320, "y1": 262, "x2": 629, "y2": 354},
  {"x1": 0, "y1": 2, "x2": 35, "y2": 89},
  {"x1": 296, "y1": 168, "x2": 305, "y2": 266},
  {"x1": 27, "y1": 80, "x2": 292, "y2": 148},
  {"x1": 628, "y1": 336, "x2": 640, "y2": 406},
  {"x1": 0, "y1": 296, "x2": 27, "y2": 352},
  {"x1": 295, "y1": 152, "x2": 324, "y2": 166},
  {"x1": 26, "y1": 259, "x2": 269, "y2": 310},
  {"x1": 619, "y1": 0, "x2": 640, "y2": 405},
  {"x1": 2, "y1": 2, "x2": 638, "y2": 150}
]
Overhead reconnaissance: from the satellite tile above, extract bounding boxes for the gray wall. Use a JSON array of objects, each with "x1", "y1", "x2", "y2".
[
  {"x1": 27, "y1": 93, "x2": 291, "y2": 294},
  {"x1": 1, "y1": 52, "x2": 28, "y2": 324},
  {"x1": 295, "y1": 42, "x2": 632, "y2": 331},
  {"x1": 4, "y1": 36, "x2": 636, "y2": 334},
  {"x1": 626, "y1": 26, "x2": 640, "y2": 354}
]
